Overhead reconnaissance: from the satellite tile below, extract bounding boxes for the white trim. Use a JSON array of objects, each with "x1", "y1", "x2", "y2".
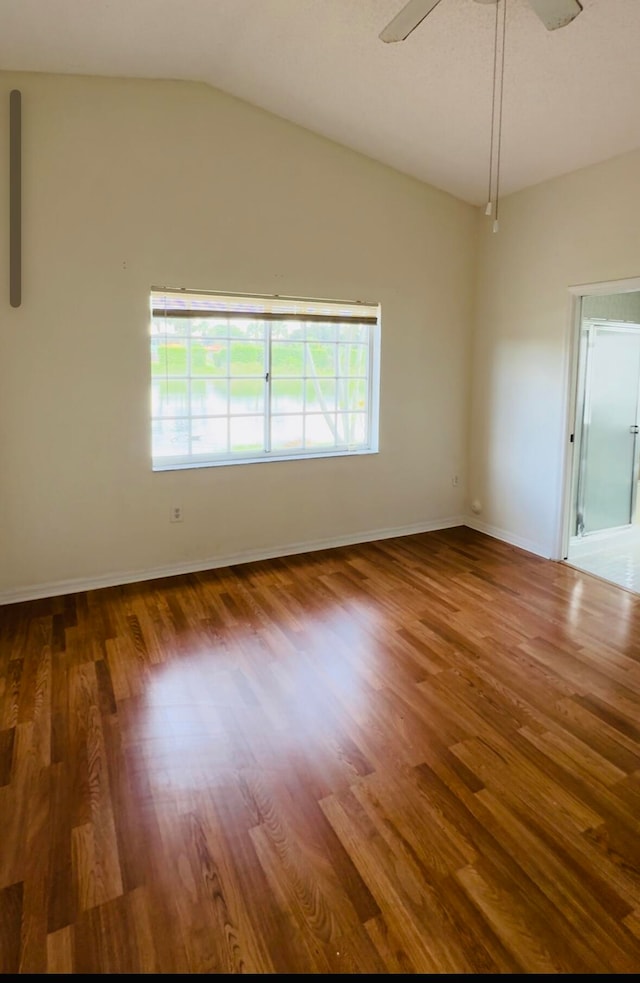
[
  {"x1": 568, "y1": 276, "x2": 640, "y2": 297},
  {"x1": 556, "y1": 289, "x2": 584, "y2": 560},
  {"x1": 464, "y1": 516, "x2": 550, "y2": 559},
  {"x1": 0, "y1": 515, "x2": 465, "y2": 605},
  {"x1": 153, "y1": 446, "x2": 378, "y2": 471}
]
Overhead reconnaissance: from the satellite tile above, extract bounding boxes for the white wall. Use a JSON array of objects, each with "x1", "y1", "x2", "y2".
[
  {"x1": 0, "y1": 72, "x2": 476, "y2": 600},
  {"x1": 469, "y1": 149, "x2": 640, "y2": 558}
]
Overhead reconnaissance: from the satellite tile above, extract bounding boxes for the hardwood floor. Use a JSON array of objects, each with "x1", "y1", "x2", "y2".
[{"x1": 2, "y1": 526, "x2": 640, "y2": 973}]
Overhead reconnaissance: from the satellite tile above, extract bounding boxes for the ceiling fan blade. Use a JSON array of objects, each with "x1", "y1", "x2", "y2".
[
  {"x1": 379, "y1": 0, "x2": 444, "y2": 43},
  {"x1": 527, "y1": 0, "x2": 583, "y2": 31}
]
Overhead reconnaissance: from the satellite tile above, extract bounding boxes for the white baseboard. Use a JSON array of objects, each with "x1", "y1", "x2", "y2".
[
  {"x1": 464, "y1": 515, "x2": 550, "y2": 559},
  {"x1": 0, "y1": 515, "x2": 466, "y2": 606}
]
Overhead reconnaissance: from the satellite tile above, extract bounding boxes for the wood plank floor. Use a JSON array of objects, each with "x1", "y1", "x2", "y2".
[{"x1": 2, "y1": 526, "x2": 640, "y2": 973}]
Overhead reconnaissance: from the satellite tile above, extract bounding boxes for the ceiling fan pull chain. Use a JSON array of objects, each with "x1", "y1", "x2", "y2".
[
  {"x1": 485, "y1": 0, "x2": 501, "y2": 217},
  {"x1": 493, "y1": 0, "x2": 508, "y2": 233}
]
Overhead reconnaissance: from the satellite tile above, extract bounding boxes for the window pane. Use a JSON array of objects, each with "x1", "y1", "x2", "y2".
[
  {"x1": 346, "y1": 378, "x2": 368, "y2": 412},
  {"x1": 305, "y1": 414, "x2": 336, "y2": 448},
  {"x1": 152, "y1": 380, "x2": 189, "y2": 418},
  {"x1": 338, "y1": 322, "x2": 369, "y2": 344},
  {"x1": 229, "y1": 340, "x2": 265, "y2": 376},
  {"x1": 272, "y1": 380, "x2": 304, "y2": 413},
  {"x1": 228, "y1": 319, "x2": 265, "y2": 339},
  {"x1": 271, "y1": 321, "x2": 304, "y2": 341},
  {"x1": 191, "y1": 380, "x2": 227, "y2": 415},
  {"x1": 190, "y1": 320, "x2": 230, "y2": 339},
  {"x1": 152, "y1": 418, "x2": 189, "y2": 458},
  {"x1": 336, "y1": 412, "x2": 367, "y2": 446},
  {"x1": 304, "y1": 379, "x2": 336, "y2": 412},
  {"x1": 336, "y1": 378, "x2": 368, "y2": 413},
  {"x1": 305, "y1": 322, "x2": 337, "y2": 343},
  {"x1": 230, "y1": 379, "x2": 264, "y2": 415},
  {"x1": 153, "y1": 339, "x2": 188, "y2": 376},
  {"x1": 191, "y1": 340, "x2": 228, "y2": 376},
  {"x1": 150, "y1": 337, "x2": 166, "y2": 374},
  {"x1": 151, "y1": 317, "x2": 190, "y2": 338},
  {"x1": 338, "y1": 343, "x2": 368, "y2": 377},
  {"x1": 271, "y1": 342, "x2": 304, "y2": 377},
  {"x1": 271, "y1": 414, "x2": 304, "y2": 451},
  {"x1": 230, "y1": 416, "x2": 263, "y2": 454},
  {"x1": 191, "y1": 418, "x2": 228, "y2": 455},
  {"x1": 306, "y1": 342, "x2": 335, "y2": 377}
]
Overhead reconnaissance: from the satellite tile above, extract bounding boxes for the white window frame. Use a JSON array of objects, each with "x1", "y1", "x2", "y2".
[{"x1": 150, "y1": 288, "x2": 381, "y2": 471}]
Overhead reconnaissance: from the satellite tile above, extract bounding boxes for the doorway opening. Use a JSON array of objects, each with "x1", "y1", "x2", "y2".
[{"x1": 564, "y1": 285, "x2": 640, "y2": 592}]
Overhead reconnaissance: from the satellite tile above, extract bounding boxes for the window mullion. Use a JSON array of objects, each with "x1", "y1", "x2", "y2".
[
  {"x1": 334, "y1": 339, "x2": 340, "y2": 448},
  {"x1": 265, "y1": 322, "x2": 272, "y2": 453},
  {"x1": 226, "y1": 317, "x2": 231, "y2": 454},
  {"x1": 367, "y1": 325, "x2": 373, "y2": 445},
  {"x1": 187, "y1": 324, "x2": 193, "y2": 457},
  {"x1": 302, "y1": 321, "x2": 308, "y2": 450}
]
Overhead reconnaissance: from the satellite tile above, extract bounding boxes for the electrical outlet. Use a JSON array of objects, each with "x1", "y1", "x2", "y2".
[
  {"x1": 170, "y1": 505, "x2": 183, "y2": 522},
  {"x1": 452, "y1": 475, "x2": 459, "y2": 487}
]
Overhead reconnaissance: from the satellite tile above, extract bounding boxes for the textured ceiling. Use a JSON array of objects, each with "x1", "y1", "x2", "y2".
[{"x1": 1, "y1": 0, "x2": 639, "y2": 204}]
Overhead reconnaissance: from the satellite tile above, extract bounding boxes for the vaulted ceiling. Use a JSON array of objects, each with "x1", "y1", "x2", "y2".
[{"x1": 1, "y1": 0, "x2": 639, "y2": 203}]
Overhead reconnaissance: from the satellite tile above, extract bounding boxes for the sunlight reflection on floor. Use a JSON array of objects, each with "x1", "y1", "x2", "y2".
[{"x1": 566, "y1": 525, "x2": 640, "y2": 594}]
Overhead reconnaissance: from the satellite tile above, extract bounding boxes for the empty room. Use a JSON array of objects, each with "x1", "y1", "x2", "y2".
[{"x1": 1, "y1": 0, "x2": 640, "y2": 973}]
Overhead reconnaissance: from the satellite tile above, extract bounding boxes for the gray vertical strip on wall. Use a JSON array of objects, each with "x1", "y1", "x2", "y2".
[{"x1": 10, "y1": 89, "x2": 21, "y2": 308}]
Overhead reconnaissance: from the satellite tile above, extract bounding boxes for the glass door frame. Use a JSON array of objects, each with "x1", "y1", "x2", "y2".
[
  {"x1": 558, "y1": 276, "x2": 640, "y2": 561},
  {"x1": 573, "y1": 318, "x2": 640, "y2": 539}
]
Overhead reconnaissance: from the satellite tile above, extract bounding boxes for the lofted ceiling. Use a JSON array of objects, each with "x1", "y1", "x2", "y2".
[{"x1": 1, "y1": 0, "x2": 639, "y2": 204}]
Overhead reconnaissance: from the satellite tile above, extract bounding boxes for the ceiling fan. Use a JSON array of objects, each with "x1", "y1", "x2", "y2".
[{"x1": 379, "y1": 0, "x2": 583, "y2": 42}]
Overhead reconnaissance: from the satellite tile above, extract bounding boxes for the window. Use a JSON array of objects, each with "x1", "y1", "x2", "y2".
[{"x1": 150, "y1": 289, "x2": 380, "y2": 470}]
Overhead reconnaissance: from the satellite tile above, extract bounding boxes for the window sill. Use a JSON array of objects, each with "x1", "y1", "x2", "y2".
[{"x1": 152, "y1": 447, "x2": 379, "y2": 472}]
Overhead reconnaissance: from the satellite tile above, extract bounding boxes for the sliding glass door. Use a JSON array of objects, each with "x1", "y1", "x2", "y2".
[{"x1": 576, "y1": 322, "x2": 640, "y2": 535}]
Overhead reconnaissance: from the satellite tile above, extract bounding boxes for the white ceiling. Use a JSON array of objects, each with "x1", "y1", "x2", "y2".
[{"x1": 1, "y1": 0, "x2": 639, "y2": 204}]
